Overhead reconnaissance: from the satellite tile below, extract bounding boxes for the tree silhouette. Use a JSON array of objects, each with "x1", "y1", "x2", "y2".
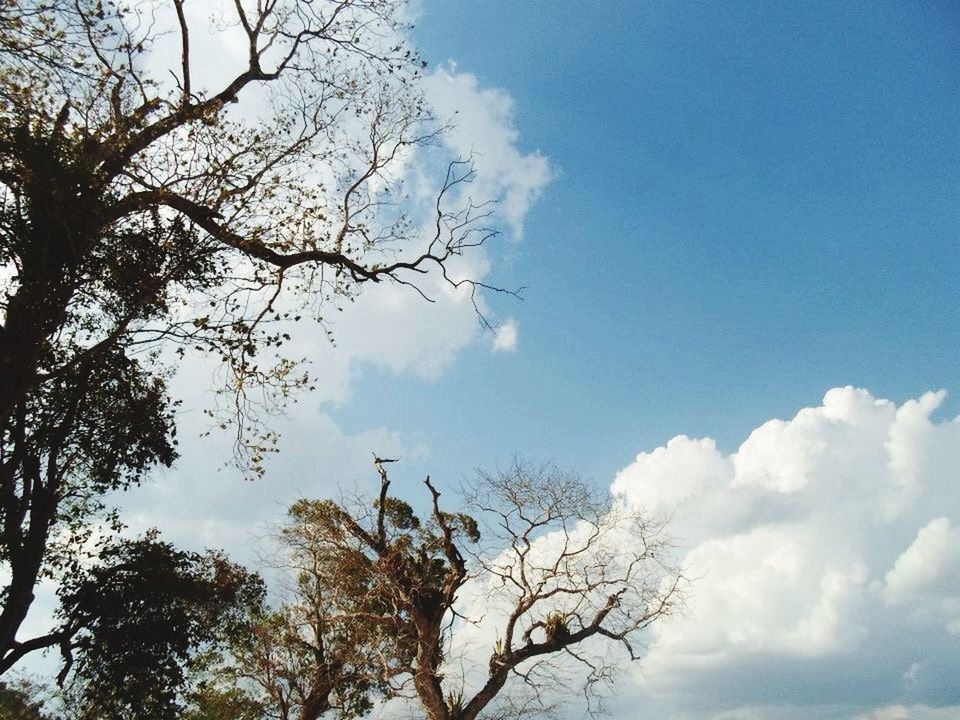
[{"x1": 0, "y1": 0, "x2": 498, "y2": 673}]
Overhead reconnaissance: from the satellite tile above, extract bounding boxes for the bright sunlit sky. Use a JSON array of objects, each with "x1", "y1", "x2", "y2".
[
  {"x1": 110, "y1": 2, "x2": 960, "y2": 719},
  {"x1": 328, "y1": 0, "x2": 960, "y2": 481},
  {"x1": 320, "y1": 2, "x2": 960, "y2": 478}
]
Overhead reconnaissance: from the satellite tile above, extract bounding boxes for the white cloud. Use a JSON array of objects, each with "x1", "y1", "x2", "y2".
[
  {"x1": 294, "y1": 256, "x2": 490, "y2": 405},
  {"x1": 883, "y1": 517, "x2": 960, "y2": 633},
  {"x1": 492, "y1": 318, "x2": 519, "y2": 352},
  {"x1": 608, "y1": 387, "x2": 960, "y2": 717},
  {"x1": 423, "y1": 65, "x2": 554, "y2": 240},
  {"x1": 694, "y1": 704, "x2": 960, "y2": 720},
  {"x1": 119, "y1": 404, "x2": 419, "y2": 566},
  {"x1": 884, "y1": 517, "x2": 960, "y2": 603}
]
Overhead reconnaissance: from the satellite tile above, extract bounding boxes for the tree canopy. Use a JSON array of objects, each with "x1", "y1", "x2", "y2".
[
  {"x1": 0, "y1": 0, "x2": 496, "y2": 675},
  {"x1": 57, "y1": 533, "x2": 265, "y2": 720},
  {"x1": 0, "y1": 678, "x2": 53, "y2": 720}
]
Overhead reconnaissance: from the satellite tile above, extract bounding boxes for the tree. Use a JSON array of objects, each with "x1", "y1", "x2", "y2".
[
  {"x1": 0, "y1": 348, "x2": 178, "y2": 675},
  {"x1": 0, "y1": 0, "x2": 497, "y2": 673},
  {"x1": 252, "y1": 458, "x2": 683, "y2": 720},
  {"x1": 221, "y1": 606, "x2": 387, "y2": 720},
  {"x1": 0, "y1": 678, "x2": 53, "y2": 720},
  {"x1": 182, "y1": 684, "x2": 267, "y2": 720},
  {"x1": 212, "y1": 490, "x2": 421, "y2": 720},
  {"x1": 56, "y1": 532, "x2": 265, "y2": 720}
]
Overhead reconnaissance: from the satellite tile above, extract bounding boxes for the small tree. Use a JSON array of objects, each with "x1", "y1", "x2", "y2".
[
  {"x1": 183, "y1": 684, "x2": 267, "y2": 720},
  {"x1": 221, "y1": 490, "x2": 421, "y2": 720},
  {"x1": 257, "y1": 458, "x2": 682, "y2": 720}
]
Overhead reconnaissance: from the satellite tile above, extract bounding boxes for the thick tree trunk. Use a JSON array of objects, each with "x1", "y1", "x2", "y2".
[
  {"x1": 0, "y1": 154, "x2": 88, "y2": 423},
  {"x1": 297, "y1": 667, "x2": 334, "y2": 720},
  {"x1": 0, "y1": 472, "x2": 57, "y2": 673},
  {"x1": 412, "y1": 614, "x2": 450, "y2": 720},
  {"x1": 0, "y1": 282, "x2": 72, "y2": 423},
  {"x1": 456, "y1": 668, "x2": 509, "y2": 720},
  {"x1": 0, "y1": 173, "x2": 84, "y2": 670}
]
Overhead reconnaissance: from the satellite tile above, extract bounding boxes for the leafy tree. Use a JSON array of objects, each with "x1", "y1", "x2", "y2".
[
  {"x1": 212, "y1": 484, "x2": 424, "y2": 720},
  {"x1": 56, "y1": 533, "x2": 265, "y2": 720},
  {"x1": 0, "y1": 0, "x2": 496, "y2": 673},
  {"x1": 182, "y1": 684, "x2": 267, "y2": 720},
  {"x1": 0, "y1": 678, "x2": 53, "y2": 720},
  {"x1": 248, "y1": 459, "x2": 683, "y2": 720},
  {"x1": 0, "y1": 349, "x2": 178, "y2": 674}
]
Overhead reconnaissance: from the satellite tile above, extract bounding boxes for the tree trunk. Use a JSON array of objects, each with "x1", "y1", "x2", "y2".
[
  {"x1": 0, "y1": 472, "x2": 57, "y2": 672},
  {"x1": 298, "y1": 669, "x2": 334, "y2": 720},
  {"x1": 0, "y1": 165, "x2": 88, "y2": 424},
  {"x1": 412, "y1": 614, "x2": 450, "y2": 720},
  {"x1": 456, "y1": 667, "x2": 509, "y2": 720}
]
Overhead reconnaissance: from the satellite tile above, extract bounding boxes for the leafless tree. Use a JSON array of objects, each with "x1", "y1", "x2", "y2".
[{"x1": 256, "y1": 458, "x2": 683, "y2": 720}]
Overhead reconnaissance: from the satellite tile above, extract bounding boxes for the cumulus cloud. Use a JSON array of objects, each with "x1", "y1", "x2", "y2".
[
  {"x1": 609, "y1": 387, "x2": 960, "y2": 718},
  {"x1": 883, "y1": 517, "x2": 960, "y2": 633},
  {"x1": 118, "y1": 407, "x2": 417, "y2": 565},
  {"x1": 290, "y1": 256, "x2": 491, "y2": 406}
]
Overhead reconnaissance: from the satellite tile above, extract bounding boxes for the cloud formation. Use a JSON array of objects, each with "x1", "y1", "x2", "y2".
[{"x1": 610, "y1": 387, "x2": 960, "y2": 719}]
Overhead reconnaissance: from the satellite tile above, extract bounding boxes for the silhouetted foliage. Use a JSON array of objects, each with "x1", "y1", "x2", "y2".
[
  {"x1": 0, "y1": 679, "x2": 52, "y2": 720},
  {"x1": 56, "y1": 533, "x2": 265, "y2": 720},
  {"x1": 0, "y1": 0, "x2": 496, "y2": 674},
  {"x1": 0, "y1": 347, "x2": 178, "y2": 675}
]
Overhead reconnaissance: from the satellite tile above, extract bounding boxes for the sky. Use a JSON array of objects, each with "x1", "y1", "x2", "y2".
[{"x1": 38, "y1": 1, "x2": 960, "y2": 718}]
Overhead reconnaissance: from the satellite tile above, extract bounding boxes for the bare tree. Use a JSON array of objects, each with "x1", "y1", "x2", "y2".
[
  {"x1": 256, "y1": 458, "x2": 683, "y2": 720},
  {"x1": 0, "y1": 0, "x2": 500, "y2": 674}
]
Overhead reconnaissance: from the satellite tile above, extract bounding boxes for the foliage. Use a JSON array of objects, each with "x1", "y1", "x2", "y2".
[
  {"x1": 182, "y1": 684, "x2": 267, "y2": 720},
  {"x1": 56, "y1": 533, "x2": 265, "y2": 720},
  {"x1": 218, "y1": 490, "x2": 431, "y2": 720},
  {"x1": 0, "y1": 678, "x2": 53, "y2": 720},
  {"x1": 0, "y1": 347, "x2": 178, "y2": 674}
]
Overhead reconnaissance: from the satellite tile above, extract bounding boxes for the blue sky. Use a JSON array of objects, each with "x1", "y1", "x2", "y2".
[
  {"x1": 106, "y1": 3, "x2": 960, "y2": 719},
  {"x1": 325, "y1": 0, "x2": 960, "y2": 487}
]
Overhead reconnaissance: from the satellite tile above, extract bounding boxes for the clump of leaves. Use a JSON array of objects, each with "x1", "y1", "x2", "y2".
[
  {"x1": 57, "y1": 532, "x2": 265, "y2": 720},
  {"x1": 544, "y1": 612, "x2": 571, "y2": 642}
]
